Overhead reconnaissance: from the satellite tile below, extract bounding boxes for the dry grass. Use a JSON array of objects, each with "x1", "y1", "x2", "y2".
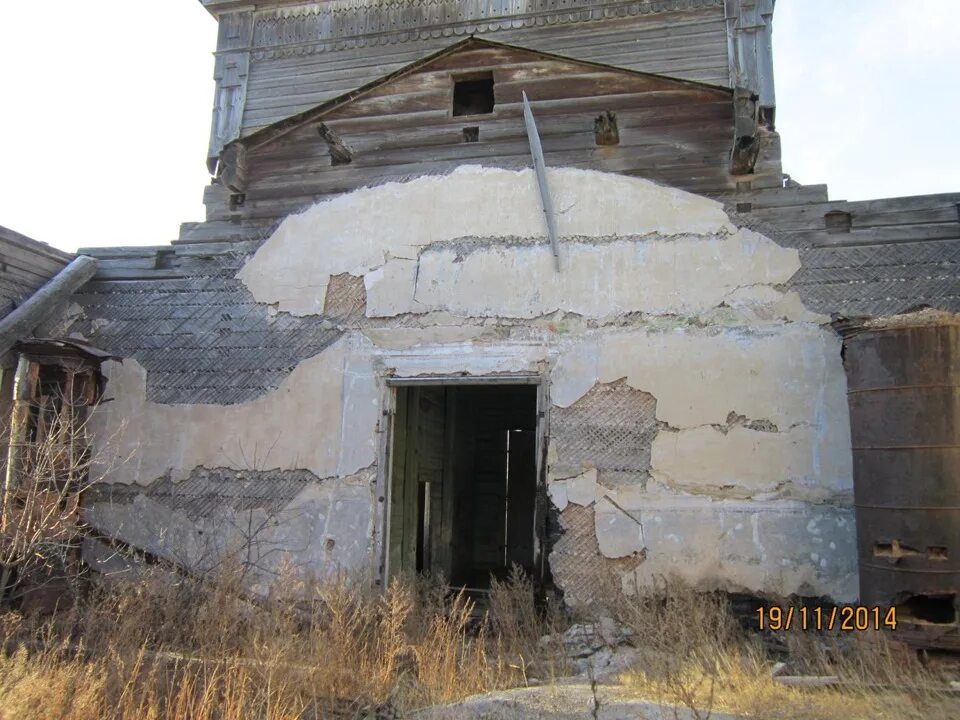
[
  {"x1": 1, "y1": 568, "x2": 958, "y2": 719},
  {"x1": 614, "y1": 576, "x2": 959, "y2": 720},
  {"x1": 0, "y1": 566, "x2": 563, "y2": 720}
]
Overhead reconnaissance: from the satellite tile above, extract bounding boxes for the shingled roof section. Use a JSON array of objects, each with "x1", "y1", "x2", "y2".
[{"x1": 70, "y1": 243, "x2": 345, "y2": 405}]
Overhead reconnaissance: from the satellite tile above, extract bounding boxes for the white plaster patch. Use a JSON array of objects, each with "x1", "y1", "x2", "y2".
[
  {"x1": 361, "y1": 325, "x2": 488, "y2": 350},
  {"x1": 552, "y1": 324, "x2": 850, "y2": 432},
  {"x1": 566, "y1": 468, "x2": 602, "y2": 506},
  {"x1": 651, "y1": 424, "x2": 851, "y2": 499},
  {"x1": 595, "y1": 497, "x2": 645, "y2": 559},
  {"x1": 608, "y1": 489, "x2": 858, "y2": 601},
  {"x1": 90, "y1": 336, "x2": 379, "y2": 484},
  {"x1": 369, "y1": 230, "x2": 800, "y2": 319},
  {"x1": 372, "y1": 339, "x2": 547, "y2": 378},
  {"x1": 238, "y1": 165, "x2": 734, "y2": 316},
  {"x1": 547, "y1": 480, "x2": 569, "y2": 511}
]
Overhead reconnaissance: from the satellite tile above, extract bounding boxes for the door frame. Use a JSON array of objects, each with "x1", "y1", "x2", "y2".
[{"x1": 375, "y1": 373, "x2": 549, "y2": 589}]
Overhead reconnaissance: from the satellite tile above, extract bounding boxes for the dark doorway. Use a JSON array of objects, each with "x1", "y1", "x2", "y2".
[{"x1": 388, "y1": 384, "x2": 540, "y2": 591}]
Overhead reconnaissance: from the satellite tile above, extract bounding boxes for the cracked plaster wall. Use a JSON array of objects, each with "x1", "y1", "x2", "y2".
[
  {"x1": 87, "y1": 165, "x2": 857, "y2": 601},
  {"x1": 85, "y1": 467, "x2": 375, "y2": 593}
]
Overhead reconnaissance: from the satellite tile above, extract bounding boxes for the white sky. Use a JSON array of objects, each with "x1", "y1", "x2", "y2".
[{"x1": 1, "y1": 1, "x2": 958, "y2": 254}]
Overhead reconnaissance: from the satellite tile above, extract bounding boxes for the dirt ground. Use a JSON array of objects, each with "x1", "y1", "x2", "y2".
[{"x1": 413, "y1": 682, "x2": 741, "y2": 720}]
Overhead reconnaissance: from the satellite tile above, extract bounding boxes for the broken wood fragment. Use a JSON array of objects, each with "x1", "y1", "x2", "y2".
[
  {"x1": 317, "y1": 123, "x2": 353, "y2": 166},
  {"x1": 594, "y1": 111, "x2": 619, "y2": 146}
]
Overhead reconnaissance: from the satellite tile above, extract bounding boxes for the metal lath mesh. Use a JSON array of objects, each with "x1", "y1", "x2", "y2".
[
  {"x1": 86, "y1": 467, "x2": 320, "y2": 520},
  {"x1": 550, "y1": 505, "x2": 605, "y2": 608},
  {"x1": 550, "y1": 505, "x2": 643, "y2": 610},
  {"x1": 791, "y1": 241, "x2": 960, "y2": 316},
  {"x1": 324, "y1": 272, "x2": 367, "y2": 317},
  {"x1": 551, "y1": 379, "x2": 657, "y2": 486},
  {"x1": 72, "y1": 254, "x2": 344, "y2": 405}
]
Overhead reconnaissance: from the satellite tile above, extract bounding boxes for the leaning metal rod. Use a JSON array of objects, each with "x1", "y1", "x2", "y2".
[{"x1": 522, "y1": 91, "x2": 560, "y2": 271}]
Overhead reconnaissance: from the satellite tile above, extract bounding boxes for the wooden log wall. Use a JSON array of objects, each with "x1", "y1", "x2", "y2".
[
  {"x1": 0, "y1": 227, "x2": 72, "y2": 322},
  {"x1": 241, "y1": 3, "x2": 731, "y2": 134},
  {"x1": 721, "y1": 188, "x2": 960, "y2": 317},
  {"x1": 239, "y1": 43, "x2": 775, "y2": 226}
]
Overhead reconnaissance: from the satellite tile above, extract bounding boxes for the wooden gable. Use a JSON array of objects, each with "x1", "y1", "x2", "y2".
[{"x1": 224, "y1": 39, "x2": 773, "y2": 224}]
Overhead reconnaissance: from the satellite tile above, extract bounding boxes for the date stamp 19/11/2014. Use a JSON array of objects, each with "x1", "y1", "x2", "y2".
[{"x1": 756, "y1": 606, "x2": 898, "y2": 632}]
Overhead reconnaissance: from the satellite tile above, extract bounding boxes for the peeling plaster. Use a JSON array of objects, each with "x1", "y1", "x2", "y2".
[
  {"x1": 564, "y1": 468, "x2": 604, "y2": 507},
  {"x1": 595, "y1": 496, "x2": 645, "y2": 559},
  {"x1": 651, "y1": 424, "x2": 850, "y2": 501},
  {"x1": 87, "y1": 165, "x2": 859, "y2": 602},
  {"x1": 378, "y1": 230, "x2": 799, "y2": 319},
  {"x1": 547, "y1": 480, "x2": 569, "y2": 512},
  {"x1": 91, "y1": 336, "x2": 379, "y2": 485},
  {"x1": 84, "y1": 469, "x2": 376, "y2": 588},
  {"x1": 238, "y1": 166, "x2": 735, "y2": 316},
  {"x1": 614, "y1": 490, "x2": 859, "y2": 601},
  {"x1": 551, "y1": 324, "x2": 850, "y2": 431}
]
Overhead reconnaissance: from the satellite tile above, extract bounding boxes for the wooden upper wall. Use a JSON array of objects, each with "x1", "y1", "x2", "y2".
[
  {"x1": 237, "y1": 42, "x2": 764, "y2": 224},
  {"x1": 203, "y1": 0, "x2": 773, "y2": 165},
  {"x1": 241, "y1": 2, "x2": 730, "y2": 132}
]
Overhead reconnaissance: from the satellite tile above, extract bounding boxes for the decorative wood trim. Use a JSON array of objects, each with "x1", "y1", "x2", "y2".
[{"x1": 248, "y1": 0, "x2": 726, "y2": 59}]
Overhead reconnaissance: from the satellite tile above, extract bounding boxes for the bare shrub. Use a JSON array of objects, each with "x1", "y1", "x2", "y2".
[{"x1": 488, "y1": 565, "x2": 569, "y2": 682}]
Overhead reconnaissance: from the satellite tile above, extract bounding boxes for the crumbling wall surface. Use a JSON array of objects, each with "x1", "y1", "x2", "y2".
[
  {"x1": 84, "y1": 165, "x2": 856, "y2": 601},
  {"x1": 84, "y1": 467, "x2": 375, "y2": 592}
]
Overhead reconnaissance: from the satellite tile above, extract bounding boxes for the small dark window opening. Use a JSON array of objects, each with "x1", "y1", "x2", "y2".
[
  {"x1": 155, "y1": 249, "x2": 176, "y2": 270},
  {"x1": 824, "y1": 210, "x2": 852, "y2": 234},
  {"x1": 462, "y1": 126, "x2": 479, "y2": 143},
  {"x1": 453, "y1": 74, "x2": 495, "y2": 117},
  {"x1": 759, "y1": 105, "x2": 776, "y2": 130}
]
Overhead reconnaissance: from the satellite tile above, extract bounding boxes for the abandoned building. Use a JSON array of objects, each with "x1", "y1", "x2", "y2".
[{"x1": 1, "y1": 1, "x2": 959, "y2": 644}]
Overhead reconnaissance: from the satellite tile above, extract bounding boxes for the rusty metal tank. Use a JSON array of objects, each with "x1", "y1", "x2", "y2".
[{"x1": 842, "y1": 312, "x2": 960, "y2": 649}]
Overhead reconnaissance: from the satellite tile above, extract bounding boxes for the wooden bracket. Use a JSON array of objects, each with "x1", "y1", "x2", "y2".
[
  {"x1": 318, "y1": 123, "x2": 353, "y2": 166},
  {"x1": 217, "y1": 142, "x2": 248, "y2": 194},
  {"x1": 730, "y1": 86, "x2": 761, "y2": 176},
  {"x1": 594, "y1": 111, "x2": 619, "y2": 146}
]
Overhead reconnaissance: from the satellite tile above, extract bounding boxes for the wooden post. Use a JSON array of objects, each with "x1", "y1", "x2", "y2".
[
  {"x1": 0, "y1": 356, "x2": 37, "y2": 599},
  {"x1": 522, "y1": 91, "x2": 560, "y2": 272},
  {"x1": 1, "y1": 356, "x2": 37, "y2": 526}
]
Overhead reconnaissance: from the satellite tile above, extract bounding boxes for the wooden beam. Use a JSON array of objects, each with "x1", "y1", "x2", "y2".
[
  {"x1": 522, "y1": 91, "x2": 560, "y2": 271},
  {"x1": 0, "y1": 255, "x2": 97, "y2": 356},
  {"x1": 217, "y1": 142, "x2": 248, "y2": 193}
]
